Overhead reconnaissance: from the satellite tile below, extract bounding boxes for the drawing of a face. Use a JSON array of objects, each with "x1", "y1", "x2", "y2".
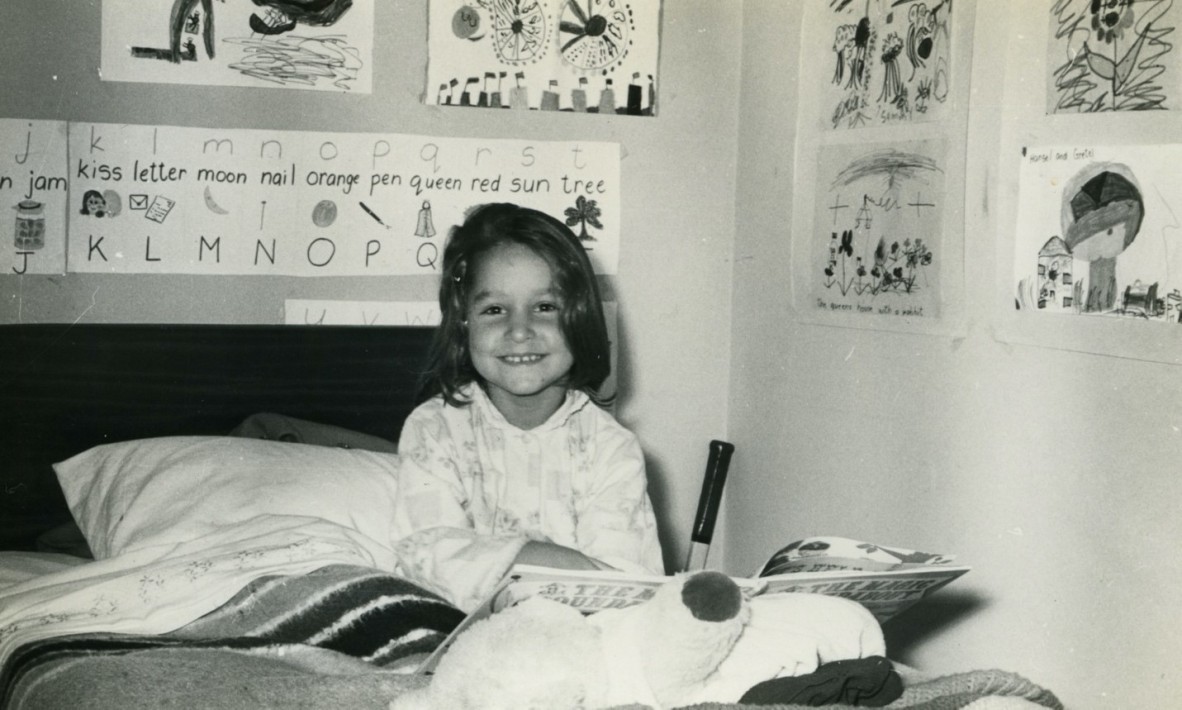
[{"x1": 81, "y1": 190, "x2": 107, "y2": 218}]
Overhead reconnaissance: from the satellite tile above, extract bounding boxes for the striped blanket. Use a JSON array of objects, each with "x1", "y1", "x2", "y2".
[{"x1": 2, "y1": 564, "x2": 464, "y2": 710}]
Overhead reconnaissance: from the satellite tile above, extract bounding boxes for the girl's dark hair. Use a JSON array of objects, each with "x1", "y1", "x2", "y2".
[
  {"x1": 419, "y1": 202, "x2": 613, "y2": 407},
  {"x1": 80, "y1": 190, "x2": 105, "y2": 215}
]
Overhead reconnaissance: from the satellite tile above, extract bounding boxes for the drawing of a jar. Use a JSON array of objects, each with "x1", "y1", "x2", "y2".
[{"x1": 14, "y1": 200, "x2": 46, "y2": 251}]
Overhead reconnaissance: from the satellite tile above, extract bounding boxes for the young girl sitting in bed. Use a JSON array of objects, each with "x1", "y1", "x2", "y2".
[{"x1": 391, "y1": 202, "x2": 663, "y2": 610}]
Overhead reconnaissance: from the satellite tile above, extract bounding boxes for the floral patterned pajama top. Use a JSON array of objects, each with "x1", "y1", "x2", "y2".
[{"x1": 391, "y1": 384, "x2": 663, "y2": 610}]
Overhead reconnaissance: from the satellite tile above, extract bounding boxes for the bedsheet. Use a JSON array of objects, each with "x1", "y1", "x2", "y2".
[
  {"x1": 0, "y1": 515, "x2": 402, "y2": 670},
  {"x1": 0, "y1": 517, "x2": 1064, "y2": 710}
]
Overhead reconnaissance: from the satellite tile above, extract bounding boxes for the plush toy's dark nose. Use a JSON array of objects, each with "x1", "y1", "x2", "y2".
[{"x1": 680, "y1": 571, "x2": 742, "y2": 622}]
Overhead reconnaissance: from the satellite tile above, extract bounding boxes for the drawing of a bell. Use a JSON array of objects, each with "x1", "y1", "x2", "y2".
[{"x1": 415, "y1": 200, "x2": 436, "y2": 238}]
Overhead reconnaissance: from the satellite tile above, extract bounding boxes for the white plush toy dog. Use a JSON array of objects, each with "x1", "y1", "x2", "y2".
[
  {"x1": 390, "y1": 570, "x2": 749, "y2": 710},
  {"x1": 391, "y1": 570, "x2": 887, "y2": 710}
]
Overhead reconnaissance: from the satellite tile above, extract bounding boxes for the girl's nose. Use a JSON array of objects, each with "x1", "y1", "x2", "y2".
[{"x1": 508, "y1": 313, "x2": 535, "y2": 341}]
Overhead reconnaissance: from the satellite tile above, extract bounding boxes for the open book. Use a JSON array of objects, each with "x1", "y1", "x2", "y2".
[{"x1": 419, "y1": 536, "x2": 970, "y2": 674}]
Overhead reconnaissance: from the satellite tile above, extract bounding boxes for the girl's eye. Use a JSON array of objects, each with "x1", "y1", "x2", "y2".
[{"x1": 477, "y1": 305, "x2": 504, "y2": 316}]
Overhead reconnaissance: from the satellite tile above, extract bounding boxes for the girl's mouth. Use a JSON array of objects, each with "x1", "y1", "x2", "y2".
[{"x1": 500, "y1": 354, "x2": 544, "y2": 364}]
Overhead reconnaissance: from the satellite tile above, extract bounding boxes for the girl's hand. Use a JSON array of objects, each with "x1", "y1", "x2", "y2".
[{"x1": 515, "y1": 540, "x2": 616, "y2": 571}]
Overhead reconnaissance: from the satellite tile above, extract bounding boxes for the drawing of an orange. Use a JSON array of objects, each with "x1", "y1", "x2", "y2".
[{"x1": 312, "y1": 199, "x2": 338, "y2": 227}]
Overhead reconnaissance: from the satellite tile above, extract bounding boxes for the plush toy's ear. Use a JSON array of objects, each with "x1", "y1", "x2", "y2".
[
  {"x1": 681, "y1": 570, "x2": 744, "y2": 621},
  {"x1": 601, "y1": 571, "x2": 749, "y2": 708}
]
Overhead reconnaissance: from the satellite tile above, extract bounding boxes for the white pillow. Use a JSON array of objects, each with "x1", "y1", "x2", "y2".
[{"x1": 53, "y1": 436, "x2": 402, "y2": 560}]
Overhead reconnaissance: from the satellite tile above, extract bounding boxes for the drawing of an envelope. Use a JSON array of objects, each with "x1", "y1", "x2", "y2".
[{"x1": 129, "y1": 194, "x2": 149, "y2": 210}]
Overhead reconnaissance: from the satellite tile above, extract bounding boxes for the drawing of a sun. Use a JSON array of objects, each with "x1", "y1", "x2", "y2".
[
  {"x1": 490, "y1": 0, "x2": 551, "y2": 65},
  {"x1": 559, "y1": 0, "x2": 634, "y2": 73}
]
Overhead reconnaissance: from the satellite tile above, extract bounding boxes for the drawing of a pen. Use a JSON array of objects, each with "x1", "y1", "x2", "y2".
[{"x1": 359, "y1": 201, "x2": 391, "y2": 229}]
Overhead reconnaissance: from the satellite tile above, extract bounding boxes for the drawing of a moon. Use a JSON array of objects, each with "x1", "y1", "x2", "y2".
[{"x1": 203, "y1": 185, "x2": 229, "y2": 215}]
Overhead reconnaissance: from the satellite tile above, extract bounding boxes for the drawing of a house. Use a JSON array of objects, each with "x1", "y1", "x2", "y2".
[{"x1": 1037, "y1": 236, "x2": 1074, "y2": 311}]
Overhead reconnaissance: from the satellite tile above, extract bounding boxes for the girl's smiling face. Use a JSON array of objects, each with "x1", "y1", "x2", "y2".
[{"x1": 466, "y1": 242, "x2": 574, "y2": 429}]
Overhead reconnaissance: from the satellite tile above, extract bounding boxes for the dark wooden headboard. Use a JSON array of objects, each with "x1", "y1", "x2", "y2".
[{"x1": 0, "y1": 323, "x2": 436, "y2": 551}]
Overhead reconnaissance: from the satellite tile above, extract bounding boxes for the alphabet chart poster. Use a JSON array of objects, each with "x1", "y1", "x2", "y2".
[
  {"x1": 100, "y1": 0, "x2": 374, "y2": 93},
  {"x1": 426, "y1": 0, "x2": 662, "y2": 115},
  {"x1": 67, "y1": 122, "x2": 620, "y2": 276},
  {"x1": 1014, "y1": 144, "x2": 1182, "y2": 325},
  {"x1": 65, "y1": 120, "x2": 624, "y2": 275},
  {"x1": 0, "y1": 119, "x2": 70, "y2": 276}
]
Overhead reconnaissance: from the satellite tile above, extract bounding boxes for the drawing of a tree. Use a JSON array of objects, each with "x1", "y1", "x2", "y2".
[
  {"x1": 564, "y1": 195, "x2": 602, "y2": 242},
  {"x1": 1062, "y1": 168, "x2": 1144, "y2": 312}
]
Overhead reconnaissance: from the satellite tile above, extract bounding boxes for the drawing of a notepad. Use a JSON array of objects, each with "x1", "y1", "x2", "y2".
[{"x1": 145, "y1": 196, "x2": 176, "y2": 223}]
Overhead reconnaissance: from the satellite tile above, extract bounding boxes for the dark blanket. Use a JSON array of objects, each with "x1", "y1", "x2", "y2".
[{"x1": 2, "y1": 564, "x2": 464, "y2": 710}]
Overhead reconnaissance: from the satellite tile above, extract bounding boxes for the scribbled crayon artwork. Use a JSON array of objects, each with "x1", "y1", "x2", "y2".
[
  {"x1": 101, "y1": 0, "x2": 374, "y2": 92},
  {"x1": 808, "y1": 0, "x2": 954, "y2": 130},
  {"x1": 807, "y1": 138, "x2": 947, "y2": 322},
  {"x1": 1048, "y1": 0, "x2": 1180, "y2": 113},
  {"x1": 1015, "y1": 145, "x2": 1182, "y2": 323},
  {"x1": 426, "y1": 0, "x2": 663, "y2": 115}
]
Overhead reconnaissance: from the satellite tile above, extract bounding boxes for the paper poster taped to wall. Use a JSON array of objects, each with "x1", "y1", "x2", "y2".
[
  {"x1": 1014, "y1": 145, "x2": 1182, "y2": 324},
  {"x1": 285, "y1": 299, "x2": 442, "y2": 326},
  {"x1": 803, "y1": 0, "x2": 954, "y2": 130},
  {"x1": 0, "y1": 119, "x2": 69, "y2": 276},
  {"x1": 284, "y1": 298, "x2": 621, "y2": 395},
  {"x1": 1048, "y1": 0, "x2": 1179, "y2": 113},
  {"x1": 101, "y1": 0, "x2": 373, "y2": 92},
  {"x1": 425, "y1": 0, "x2": 662, "y2": 115},
  {"x1": 66, "y1": 122, "x2": 620, "y2": 276},
  {"x1": 803, "y1": 138, "x2": 947, "y2": 323}
]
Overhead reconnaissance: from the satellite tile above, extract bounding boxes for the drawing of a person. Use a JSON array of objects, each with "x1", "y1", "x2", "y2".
[{"x1": 80, "y1": 190, "x2": 108, "y2": 218}]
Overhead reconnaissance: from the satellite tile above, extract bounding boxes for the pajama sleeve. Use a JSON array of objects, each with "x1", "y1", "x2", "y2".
[
  {"x1": 391, "y1": 403, "x2": 527, "y2": 611},
  {"x1": 574, "y1": 427, "x2": 665, "y2": 575}
]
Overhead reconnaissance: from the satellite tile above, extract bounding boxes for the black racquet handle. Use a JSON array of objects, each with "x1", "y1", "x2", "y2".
[{"x1": 690, "y1": 440, "x2": 735, "y2": 545}]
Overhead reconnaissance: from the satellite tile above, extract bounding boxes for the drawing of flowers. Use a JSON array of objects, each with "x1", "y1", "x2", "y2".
[
  {"x1": 1082, "y1": 0, "x2": 1151, "y2": 100},
  {"x1": 1091, "y1": 0, "x2": 1135, "y2": 42},
  {"x1": 823, "y1": 230, "x2": 858, "y2": 294},
  {"x1": 1051, "y1": 0, "x2": 1174, "y2": 112},
  {"x1": 821, "y1": 230, "x2": 934, "y2": 297},
  {"x1": 879, "y1": 33, "x2": 905, "y2": 105},
  {"x1": 833, "y1": 24, "x2": 856, "y2": 86}
]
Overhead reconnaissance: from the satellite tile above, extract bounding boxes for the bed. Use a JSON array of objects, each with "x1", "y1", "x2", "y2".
[{"x1": 0, "y1": 323, "x2": 1064, "y2": 710}]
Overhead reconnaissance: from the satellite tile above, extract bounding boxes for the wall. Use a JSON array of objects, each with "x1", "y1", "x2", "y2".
[
  {"x1": 11, "y1": 2, "x2": 1178, "y2": 707},
  {"x1": 729, "y1": 2, "x2": 1182, "y2": 709},
  {"x1": 0, "y1": 1, "x2": 743, "y2": 573}
]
